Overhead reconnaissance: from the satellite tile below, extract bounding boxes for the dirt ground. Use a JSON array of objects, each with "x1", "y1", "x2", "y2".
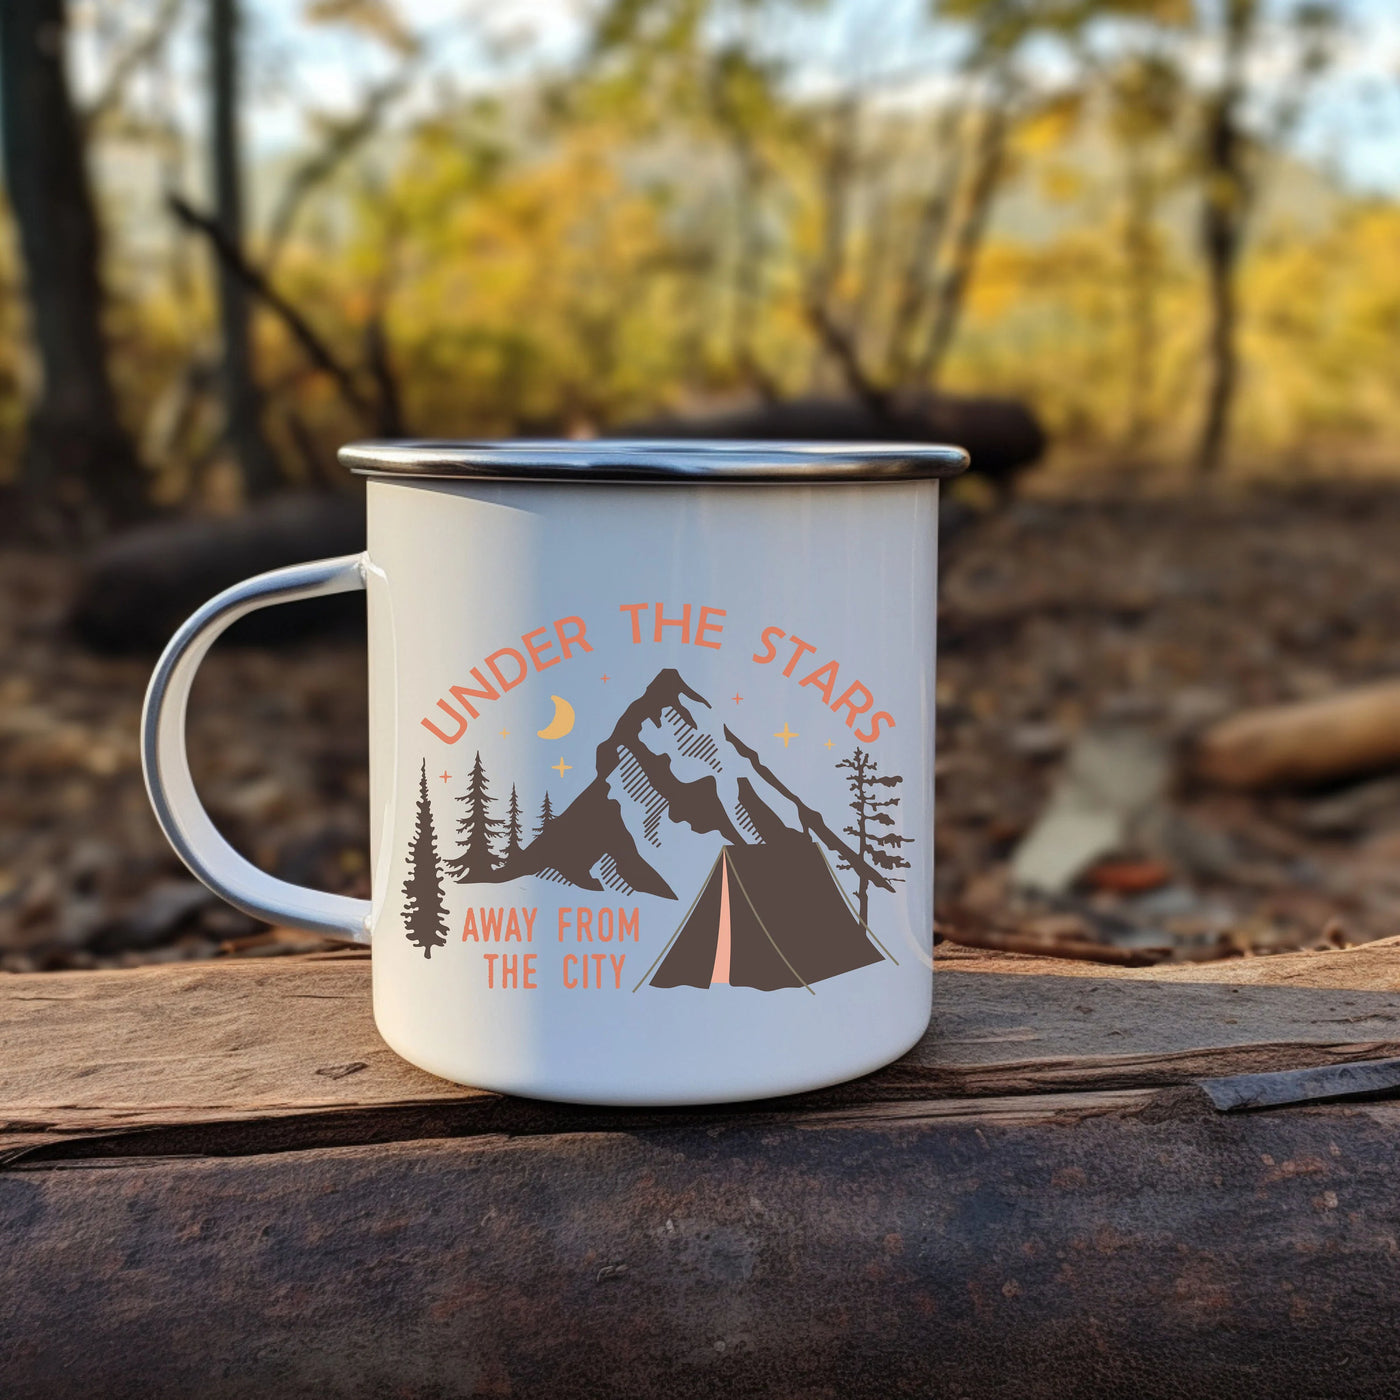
[{"x1": 4, "y1": 479, "x2": 1400, "y2": 971}]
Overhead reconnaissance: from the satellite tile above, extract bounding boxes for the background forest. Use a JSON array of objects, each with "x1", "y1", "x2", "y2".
[
  {"x1": 2, "y1": 0, "x2": 1397, "y2": 529},
  {"x1": 4, "y1": 0, "x2": 1400, "y2": 971}
]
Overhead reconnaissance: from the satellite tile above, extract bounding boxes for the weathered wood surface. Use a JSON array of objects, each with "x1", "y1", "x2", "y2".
[
  {"x1": 5, "y1": 945, "x2": 1400, "y2": 1149},
  {"x1": 939, "y1": 933, "x2": 1400, "y2": 988},
  {"x1": 4, "y1": 942, "x2": 1400, "y2": 1398}
]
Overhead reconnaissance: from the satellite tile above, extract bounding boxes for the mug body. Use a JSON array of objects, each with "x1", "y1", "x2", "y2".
[{"x1": 359, "y1": 446, "x2": 954, "y2": 1105}]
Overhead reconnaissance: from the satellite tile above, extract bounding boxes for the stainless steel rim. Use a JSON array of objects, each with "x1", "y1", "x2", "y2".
[{"x1": 339, "y1": 438, "x2": 970, "y2": 483}]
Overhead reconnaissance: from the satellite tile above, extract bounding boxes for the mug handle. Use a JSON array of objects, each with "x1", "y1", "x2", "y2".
[{"x1": 140, "y1": 553, "x2": 373, "y2": 942}]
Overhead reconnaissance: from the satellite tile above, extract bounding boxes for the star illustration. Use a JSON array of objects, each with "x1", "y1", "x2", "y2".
[
  {"x1": 551, "y1": 757, "x2": 573, "y2": 778},
  {"x1": 732, "y1": 693, "x2": 743, "y2": 704},
  {"x1": 824, "y1": 740, "x2": 834, "y2": 750},
  {"x1": 499, "y1": 729, "x2": 510, "y2": 738},
  {"x1": 774, "y1": 723, "x2": 798, "y2": 748},
  {"x1": 438, "y1": 770, "x2": 451, "y2": 783},
  {"x1": 601, "y1": 674, "x2": 610, "y2": 683}
]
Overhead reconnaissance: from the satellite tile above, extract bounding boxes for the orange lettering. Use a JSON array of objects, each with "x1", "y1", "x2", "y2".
[
  {"x1": 799, "y1": 659, "x2": 840, "y2": 705},
  {"x1": 522, "y1": 626, "x2": 560, "y2": 671},
  {"x1": 563, "y1": 954, "x2": 578, "y2": 989},
  {"x1": 422, "y1": 700, "x2": 469, "y2": 744},
  {"x1": 524, "y1": 953, "x2": 538, "y2": 989},
  {"x1": 480, "y1": 908, "x2": 504, "y2": 941},
  {"x1": 695, "y1": 606, "x2": 726, "y2": 649},
  {"x1": 577, "y1": 907, "x2": 593, "y2": 942},
  {"x1": 620, "y1": 908, "x2": 639, "y2": 941},
  {"x1": 753, "y1": 626, "x2": 785, "y2": 664},
  {"x1": 555, "y1": 616, "x2": 592, "y2": 658},
  {"x1": 620, "y1": 603, "x2": 647, "y2": 642},
  {"x1": 483, "y1": 952, "x2": 498, "y2": 988},
  {"x1": 504, "y1": 909, "x2": 522, "y2": 942},
  {"x1": 608, "y1": 953, "x2": 626, "y2": 988},
  {"x1": 462, "y1": 908, "x2": 480, "y2": 941},
  {"x1": 855, "y1": 711, "x2": 895, "y2": 744},
  {"x1": 449, "y1": 667, "x2": 500, "y2": 719},
  {"x1": 522, "y1": 907, "x2": 538, "y2": 943},
  {"x1": 783, "y1": 636, "x2": 817, "y2": 677},
  {"x1": 831, "y1": 681, "x2": 875, "y2": 728},
  {"x1": 485, "y1": 648, "x2": 527, "y2": 692},
  {"x1": 654, "y1": 603, "x2": 692, "y2": 644}
]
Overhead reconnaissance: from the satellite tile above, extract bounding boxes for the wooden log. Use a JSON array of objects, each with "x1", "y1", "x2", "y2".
[
  {"x1": 617, "y1": 392, "x2": 1046, "y2": 496},
  {"x1": 936, "y1": 934, "x2": 1400, "y2": 989},
  {"x1": 5, "y1": 953, "x2": 1400, "y2": 1148},
  {"x1": 1194, "y1": 679, "x2": 1400, "y2": 790},
  {"x1": 3, "y1": 1097, "x2": 1400, "y2": 1398},
  {"x1": 69, "y1": 491, "x2": 365, "y2": 654},
  {"x1": 5, "y1": 949, "x2": 1400, "y2": 1397}
]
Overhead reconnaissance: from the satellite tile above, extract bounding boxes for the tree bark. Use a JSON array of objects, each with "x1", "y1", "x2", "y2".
[
  {"x1": 886, "y1": 103, "x2": 963, "y2": 386},
  {"x1": 914, "y1": 100, "x2": 1008, "y2": 389},
  {"x1": 208, "y1": 0, "x2": 282, "y2": 497},
  {"x1": 1195, "y1": 0, "x2": 1255, "y2": 478},
  {"x1": 1122, "y1": 153, "x2": 1159, "y2": 450},
  {"x1": 0, "y1": 0, "x2": 146, "y2": 535}
]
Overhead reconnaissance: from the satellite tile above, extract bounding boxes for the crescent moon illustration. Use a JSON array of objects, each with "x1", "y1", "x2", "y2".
[{"x1": 537, "y1": 695, "x2": 575, "y2": 741}]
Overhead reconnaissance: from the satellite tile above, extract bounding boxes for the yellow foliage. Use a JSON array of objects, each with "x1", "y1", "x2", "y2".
[
  {"x1": 1015, "y1": 94, "x2": 1084, "y2": 156},
  {"x1": 5, "y1": 80, "x2": 1397, "y2": 491}
]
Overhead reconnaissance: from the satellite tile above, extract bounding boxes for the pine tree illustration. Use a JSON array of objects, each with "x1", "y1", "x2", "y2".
[
  {"x1": 534, "y1": 790, "x2": 555, "y2": 839},
  {"x1": 446, "y1": 750, "x2": 504, "y2": 882},
  {"x1": 401, "y1": 760, "x2": 450, "y2": 959},
  {"x1": 836, "y1": 748, "x2": 913, "y2": 926},
  {"x1": 502, "y1": 784, "x2": 525, "y2": 865}
]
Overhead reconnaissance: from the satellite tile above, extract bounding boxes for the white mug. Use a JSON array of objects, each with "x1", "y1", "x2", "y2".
[{"x1": 142, "y1": 439, "x2": 967, "y2": 1104}]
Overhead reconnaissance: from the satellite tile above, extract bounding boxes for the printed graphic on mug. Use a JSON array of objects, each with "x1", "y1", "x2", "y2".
[
  {"x1": 398, "y1": 601, "x2": 913, "y2": 1001},
  {"x1": 143, "y1": 443, "x2": 959, "y2": 1102}
]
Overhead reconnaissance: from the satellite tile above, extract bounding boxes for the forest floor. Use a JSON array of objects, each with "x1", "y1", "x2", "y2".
[{"x1": 5, "y1": 477, "x2": 1400, "y2": 971}]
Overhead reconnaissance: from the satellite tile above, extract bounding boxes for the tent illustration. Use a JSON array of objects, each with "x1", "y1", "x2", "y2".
[{"x1": 635, "y1": 832, "x2": 897, "y2": 994}]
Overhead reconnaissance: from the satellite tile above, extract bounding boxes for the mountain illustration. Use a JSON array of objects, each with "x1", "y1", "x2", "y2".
[{"x1": 483, "y1": 668, "x2": 893, "y2": 900}]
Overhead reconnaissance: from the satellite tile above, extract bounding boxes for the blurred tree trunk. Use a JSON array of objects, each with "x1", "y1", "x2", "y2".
[
  {"x1": 0, "y1": 0, "x2": 146, "y2": 535},
  {"x1": 209, "y1": 0, "x2": 282, "y2": 498},
  {"x1": 1122, "y1": 154, "x2": 1158, "y2": 451},
  {"x1": 913, "y1": 100, "x2": 1008, "y2": 391},
  {"x1": 1195, "y1": 0, "x2": 1255, "y2": 479}
]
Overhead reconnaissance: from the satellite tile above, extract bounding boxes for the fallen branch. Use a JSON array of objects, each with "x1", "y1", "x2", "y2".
[
  {"x1": 1200, "y1": 1056, "x2": 1400, "y2": 1112},
  {"x1": 934, "y1": 918, "x2": 1172, "y2": 967},
  {"x1": 1194, "y1": 679, "x2": 1400, "y2": 790}
]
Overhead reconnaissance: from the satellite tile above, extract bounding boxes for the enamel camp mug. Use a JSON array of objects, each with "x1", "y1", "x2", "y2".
[{"x1": 142, "y1": 439, "x2": 968, "y2": 1105}]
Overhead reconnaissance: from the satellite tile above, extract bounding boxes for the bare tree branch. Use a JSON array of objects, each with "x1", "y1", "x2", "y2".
[
  {"x1": 806, "y1": 96, "x2": 859, "y2": 326},
  {"x1": 363, "y1": 313, "x2": 405, "y2": 437},
  {"x1": 81, "y1": 0, "x2": 183, "y2": 133},
  {"x1": 804, "y1": 296, "x2": 888, "y2": 415},
  {"x1": 886, "y1": 103, "x2": 964, "y2": 386},
  {"x1": 804, "y1": 95, "x2": 890, "y2": 410},
  {"x1": 262, "y1": 71, "x2": 412, "y2": 272},
  {"x1": 167, "y1": 191, "x2": 379, "y2": 426},
  {"x1": 913, "y1": 96, "x2": 1010, "y2": 389}
]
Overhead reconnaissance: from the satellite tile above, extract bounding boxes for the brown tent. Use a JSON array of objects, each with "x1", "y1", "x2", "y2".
[{"x1": 642, "y1": 834, "x2": 894, "y2": 993}]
